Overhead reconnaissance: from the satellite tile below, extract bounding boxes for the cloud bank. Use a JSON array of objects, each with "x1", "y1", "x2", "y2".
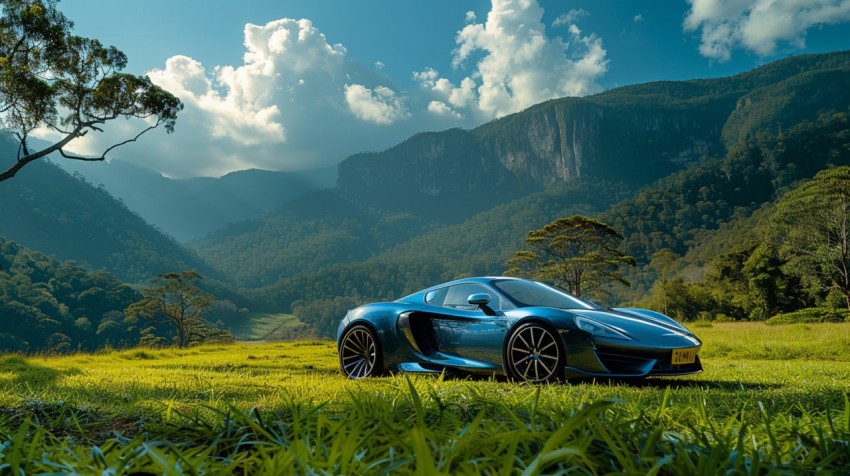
[
  {"x1": 144, "y1": 18, "x2": 415, "y2": 177},
  {"x1": 416, "y1": 0, "x2": 608, "y2": 121},
  {"x1": 684, "y1": 0, "x2": 850, "y2": 61}
]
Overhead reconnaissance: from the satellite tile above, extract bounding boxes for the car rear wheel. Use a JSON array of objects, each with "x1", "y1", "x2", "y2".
[
  {"x1": 339, "y1": 325, "x2": 382, "y2": 379},
  {"x1": 506, "y1": 323, "x2": 564, "y2": 383}
]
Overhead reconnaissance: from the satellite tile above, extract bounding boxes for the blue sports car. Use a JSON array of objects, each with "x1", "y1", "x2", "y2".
[{"x1": 336, "y1": 277, "x2": 702, "y2": 382}]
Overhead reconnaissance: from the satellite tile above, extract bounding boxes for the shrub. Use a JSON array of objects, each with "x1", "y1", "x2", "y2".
[{"x1": 766, "y1": 307, "x2": 849, "y2": 325}]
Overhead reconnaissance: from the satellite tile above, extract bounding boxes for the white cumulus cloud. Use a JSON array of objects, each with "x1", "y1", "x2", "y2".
[
  {"x1": 427, "y1": 100, "x2": 463, "y2": 119},
  {"x1": 684, "y1": 0, "x2": 850, "y2": 61},
  {"x1": 415, "y1": 0, "x2": 608, "y2": 121},
  {"x1": 345, "y1": 84, "x2": 409, "y2": 125},
  {"x1": 148, "y1": 55, "x2": 286, "y2": 146}
]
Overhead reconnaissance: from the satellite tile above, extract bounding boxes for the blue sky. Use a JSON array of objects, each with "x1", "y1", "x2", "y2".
[{"x1": 53, "y1": 0, "x2": 850, "y2": 178}]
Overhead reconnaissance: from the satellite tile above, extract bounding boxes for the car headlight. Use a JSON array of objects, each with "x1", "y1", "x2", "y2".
[{"x1": 576, "y1": 316, "x2": 631, "y2": 340}]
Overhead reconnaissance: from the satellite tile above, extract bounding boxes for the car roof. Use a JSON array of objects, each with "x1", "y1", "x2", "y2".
[
  {"x1": 430, "y1": 276, "x2": 524, "y2": 288},
  {"x1": 398, "y1": 276, "x2": 528, "y2": 302}
]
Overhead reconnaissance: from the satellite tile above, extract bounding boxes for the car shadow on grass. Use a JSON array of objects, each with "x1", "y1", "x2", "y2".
[
  {"x1": 407, "y1": 370, "x2": 785, "y2": 391},
  {"x1": 578, "y1": 376, "x2": 784, "y2": 391}
]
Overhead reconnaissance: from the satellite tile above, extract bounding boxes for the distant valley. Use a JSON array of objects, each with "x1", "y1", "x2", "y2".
[{"x1": 59, "y1": 158, "x2": 336, "y2": 242}]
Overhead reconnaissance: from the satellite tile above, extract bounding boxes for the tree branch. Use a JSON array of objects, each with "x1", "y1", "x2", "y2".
[{"x1": 0, "y1": 125, "x2": 84, "y2": 181}]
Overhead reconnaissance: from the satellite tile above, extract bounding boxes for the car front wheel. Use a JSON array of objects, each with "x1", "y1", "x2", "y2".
[
  {"x1": 505, "y1": 323, "x2": 564, "y2": 383},
  {"x1": 339, "y1": 325, "x2": 382, "y2": 379}
]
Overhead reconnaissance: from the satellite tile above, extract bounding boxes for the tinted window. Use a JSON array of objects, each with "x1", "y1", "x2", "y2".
[
  {"x1": 492, "y1": 280, "x2": 599, "y2": 310},
  {"x1": 443, "y1": 284, "x2": 494, "y2": 311}
]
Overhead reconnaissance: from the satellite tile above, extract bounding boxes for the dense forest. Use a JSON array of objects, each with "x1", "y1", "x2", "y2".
[
  {"x1": 0, "y1": 237, "x2": 141, "y2": 352},
  {"x1": 0, "y1": 238, "x2": 241, "y2": 352}
]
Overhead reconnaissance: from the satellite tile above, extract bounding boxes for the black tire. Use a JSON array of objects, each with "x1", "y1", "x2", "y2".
[
  {"x1": 505, "y1": 322, "x2": 564, "y2": 383},
  {"x1": 338, "y1": 325, "x2": 383, "y2": 379}
]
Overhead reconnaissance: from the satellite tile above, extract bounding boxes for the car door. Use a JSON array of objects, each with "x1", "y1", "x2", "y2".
[{"x1": 428, "y1": 283, "x2": 510, "y2": 366}]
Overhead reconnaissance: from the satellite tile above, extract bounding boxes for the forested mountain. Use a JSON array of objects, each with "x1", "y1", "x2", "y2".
[
  {"x1": 243, "y1": 108, "x2": 850, "y2": 336},
  {"x1": 603, "y1": 110, "x2": 850, "y2": 265},
  {"x1": 0, "y1": 143, "x2": 214, "y2": 285},
  {"x1": 60, "y1": 158, "x2": 335, "y2": 242},
  {"x1": 605, "y1": 110, "x2": 850, "y2": 310},
  {"x1": 193, "y1": 189, "x2": 439, "y2": 287}
]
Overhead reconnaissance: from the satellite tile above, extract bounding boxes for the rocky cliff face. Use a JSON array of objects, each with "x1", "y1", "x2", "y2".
[
  {"x1": 336, "y1": 50, "x2": 850, "y2": 223},
  {"x1": 473, "y1": 96, "x2": 733, "y2": 188},
  {"x1": 337, "y1": 96, "x2": 733, "y2": 222}
]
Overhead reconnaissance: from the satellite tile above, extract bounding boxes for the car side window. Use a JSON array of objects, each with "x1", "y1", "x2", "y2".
[{"x1": 442, "y1": 284, "x2": 494, "y2": 311}]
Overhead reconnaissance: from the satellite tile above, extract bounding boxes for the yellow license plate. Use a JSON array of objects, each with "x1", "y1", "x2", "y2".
[{"x1": 671, "y1": 348, "x2": 696, "y2": 365}]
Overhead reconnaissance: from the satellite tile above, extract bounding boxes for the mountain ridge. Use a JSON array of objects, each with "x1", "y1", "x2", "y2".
[{"x1": 336, "y1": 50, "x2": 850, "y2": 222}]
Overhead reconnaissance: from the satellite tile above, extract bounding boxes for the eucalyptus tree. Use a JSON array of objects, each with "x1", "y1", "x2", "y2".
[
  {"x1": 505, "y1": 215, "x2": 636, "y2": 299},
  {"x1": 125, "y1": 271, "x2": 216, "y2": 348},
  {"x1": 772, "y1": 166, "x2": 850, "y2": 310},
  {"x1": 0, "y1": 0, "x2": 182, "y2": 182}
]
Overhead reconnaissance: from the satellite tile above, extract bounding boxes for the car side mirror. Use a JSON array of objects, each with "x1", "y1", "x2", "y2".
[
  {"x1": 468, "y1": 293, "x2": 497, "y2": 316},
  {"x1": 467, "y1": 293, "x2": 491, "y2": 306}
]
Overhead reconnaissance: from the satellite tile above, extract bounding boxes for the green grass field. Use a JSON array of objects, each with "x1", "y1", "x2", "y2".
[{"x1": 1, "y1": 323, "x2": 849, "y2": 474}]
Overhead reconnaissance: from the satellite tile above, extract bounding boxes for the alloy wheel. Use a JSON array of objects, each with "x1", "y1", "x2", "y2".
[
  {"x1": 339, "y1": 326, "x2": 379, "y2": 378},
  {"x1": 506, "y1": 323, "x2": 563, "y2": 382}
]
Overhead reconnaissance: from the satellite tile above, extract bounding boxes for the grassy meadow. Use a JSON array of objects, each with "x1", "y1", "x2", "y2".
[
  {"x1": 226, "y1": 312, "x2": 302, "y2": 341},
  {"x1": 1, "y1": 323, "x2": 849, "y2": 474}
]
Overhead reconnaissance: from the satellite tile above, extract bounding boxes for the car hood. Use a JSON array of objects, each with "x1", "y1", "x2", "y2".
[{"x1": 567, "y1": 309, "x2": 701, "y2": 346}]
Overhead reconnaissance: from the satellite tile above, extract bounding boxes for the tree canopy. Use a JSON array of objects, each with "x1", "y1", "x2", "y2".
[
  {"x1": 505, "y1": 215, "x2": 636, "y2": 299},
  {"x1": 124, "y1": 271, "x2": 227, "y2": 348},
  {"x1": 0, "y1": 236, "x2": 142, "y2": 352},
  {"x1": 0, "y1": 0, "x2": 182, "y2": 182}
]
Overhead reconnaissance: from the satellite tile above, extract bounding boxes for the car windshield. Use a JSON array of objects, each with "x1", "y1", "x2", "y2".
[{"x1": 492, "y1": 279, "x2": 601, "y2": 310}]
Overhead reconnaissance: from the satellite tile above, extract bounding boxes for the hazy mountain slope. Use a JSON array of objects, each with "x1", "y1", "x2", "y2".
[
  {"x1": 337, "y1": 128, "x2": 524, "y2": 222},
  {"x1": 0, "y1": 148, "x2": 214, "y2": 284},
  {"x1": 60, "y1": 159, "x2": 335, "y2": 242},
  {"x1": 377, "y1": 179, "x2": 632, "y2": 271}
]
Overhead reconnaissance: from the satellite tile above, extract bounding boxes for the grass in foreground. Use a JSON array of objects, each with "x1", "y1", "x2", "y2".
[{"x1": 0, "y1": 323, "x2": 848, "y2": 474}]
